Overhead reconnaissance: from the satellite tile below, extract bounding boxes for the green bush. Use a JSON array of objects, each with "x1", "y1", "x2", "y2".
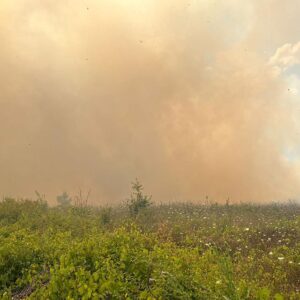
[{"x1": 0, "y1": 199, "x2": 299, "y2": 299}]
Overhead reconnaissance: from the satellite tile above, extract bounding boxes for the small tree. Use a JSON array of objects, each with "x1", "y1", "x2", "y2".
[
  {"x1": 127, "y1": 179, "x2": 152, "y2": 217},
  {"x1": 56, "y1": 192, "x2": 72, "y2": 207}
]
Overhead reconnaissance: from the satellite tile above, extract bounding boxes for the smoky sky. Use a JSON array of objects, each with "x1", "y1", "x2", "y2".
[{"x1": 1, "y1": 0, "x2": 300, "y2": 204}]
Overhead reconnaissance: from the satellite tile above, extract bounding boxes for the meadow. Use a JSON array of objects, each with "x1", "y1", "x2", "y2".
[{"x1": 0, "y1": 188, "x2": 299, "y2": 299}]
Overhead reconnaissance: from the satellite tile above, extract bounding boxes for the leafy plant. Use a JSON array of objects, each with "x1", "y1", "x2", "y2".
[{"x1": 0, "y1": 198, "x2": 299, "y2": 299}]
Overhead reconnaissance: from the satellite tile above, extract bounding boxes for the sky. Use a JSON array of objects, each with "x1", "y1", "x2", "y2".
[{"x1": 1, "y1": 0, "x2": 300, "y2": 204}]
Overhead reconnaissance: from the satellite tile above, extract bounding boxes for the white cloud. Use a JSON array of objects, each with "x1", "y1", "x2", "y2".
[
  {"x1": 269, "y1": 42, "x2": 300, "y2": 95},
  {"x1": 269, "y1": 41, "x2": 300, "y2": 71}
]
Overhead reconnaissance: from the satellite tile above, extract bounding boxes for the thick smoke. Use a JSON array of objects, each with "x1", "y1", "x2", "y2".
[{"x1": 1, "y1": 0, "x2": 300, "y2": 204}]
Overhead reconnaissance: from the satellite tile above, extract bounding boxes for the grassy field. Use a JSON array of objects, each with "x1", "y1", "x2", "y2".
[{"x1": 0, "y1": 196, "x2": 299, "y2": 299}]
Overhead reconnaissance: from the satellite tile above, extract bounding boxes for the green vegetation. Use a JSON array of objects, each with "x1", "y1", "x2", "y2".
[{"x1": 0, "y1": 193, "x2": 299, "y2": 299}]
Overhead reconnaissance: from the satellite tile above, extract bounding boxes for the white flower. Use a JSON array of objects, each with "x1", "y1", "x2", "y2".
[{"x1": 278, "y1": 257, "x2": 284, "y2": 260}]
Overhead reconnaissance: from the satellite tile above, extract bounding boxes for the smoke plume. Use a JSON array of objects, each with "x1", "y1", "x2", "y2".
[{"x1": 1, "y1": 0, "x2": 300, "y2": 204}]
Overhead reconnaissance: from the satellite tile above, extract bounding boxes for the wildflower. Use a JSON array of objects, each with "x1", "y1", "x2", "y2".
[
  {"x1": 216, "y1": 280, "x2": 222, "y2": 285},
  {"x1": 161, "y1": 271, "x2": 169, "y2": 276},
  {"x1": 269, "y1": 252, "x2": 273, "y2": 255},
  {"x1": 278, "y1": 257, "x2": 284, "y2": 260},
  {"x1": 245, "y1": 228, "x2": 249, "y2": 231}
]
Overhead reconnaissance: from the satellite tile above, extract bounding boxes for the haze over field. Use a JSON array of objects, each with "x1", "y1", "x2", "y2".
[{"x1": 1, "y1": 0, "x2": 300, "y2": 204}]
